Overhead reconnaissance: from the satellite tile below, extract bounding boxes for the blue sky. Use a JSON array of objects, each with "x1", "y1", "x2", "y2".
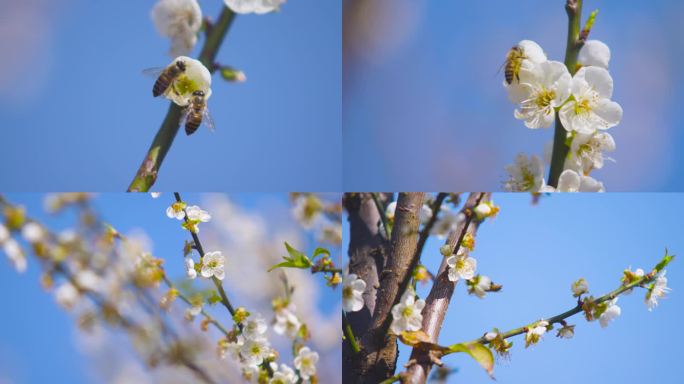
[
  {"x1": 343, "y1": 193, "x2": 684, "y2": 383},
  {"x1": 0, "y1": 193, "x2": 341, "y2": 383},
  {"x1": 343, "y1": 0, "x2": 684, "y2": 191},
  {"x1": 0, "y1": 1, "x2": 341, "y2": 191}
]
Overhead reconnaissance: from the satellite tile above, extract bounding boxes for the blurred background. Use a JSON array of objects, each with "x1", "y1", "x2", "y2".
[
  {"x1": 343, "y1": 0, "x2": 684, "y2": 191},
  {"x1": 343, "y1": 193, "x2": 684, "y2": 383},
  {"x1": 0, "y1": 193, "x2": 341, "y2": 383},
  {"x1": 0, "y1": 0, "x2": 341, "y2": 191}
]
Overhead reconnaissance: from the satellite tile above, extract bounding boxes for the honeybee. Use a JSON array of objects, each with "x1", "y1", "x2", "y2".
[
  {"x1": 143, "y1": 59, "x2": 187, "y2": 97},
  {"x1": 503, "y1": 45, "x2": 526, "y2": 84},
  {"x1": 182, "y1": 90, "x2": 215, "y2": 135}
]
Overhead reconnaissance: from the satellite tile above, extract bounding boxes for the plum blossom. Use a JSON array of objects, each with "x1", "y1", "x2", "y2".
[
  {"x1": 294, "y1": 347, "x2": 319, "y2": 380},
  {"x1": 390, "y1": 287, "x2": 425, "y2": 335},
  {"x1": 542, "y1": 169, "x2": 604, "y2": 192},
  {"x1": 166, "y1": 201, "x2": 186, "y2": 220},
  {"x1": 559, "y1": 66, "x2": 622, "y2": 134},
  {"x1": 645, "y1": 271, "x2": 671, "y2": 311},
  {"x1": 160, "y1": 56, "x2": 212, "y2": 107},
  {"x1": 21, "y1": 222, "x2": 44, "y2": 243},
  {"x1": 343, "y1": 273, "x2": 366, "y2": 312},
  {"x1": 599, "y1": 298, "x2": 621, "y2": 328},
  {"x1": 270, "y1": 364, "x2": 297, "y2": 384},
  {"x1": 446, "y1": 251, "x2": 477, "y2": 282},
  {"x1": 151, "y1": 0, "x2": 202, "y2": 57},
  {"x1": 467, "y1": 275, "x2": 492, "y2": 298},
  {"x1": 184, "y1": 256, "x2": 197, "y2": 279},
  {"x1": 578, "y1": 40, "x2": 611, "y2": 69},
  {"x1": 55, "y1": 282, "x2": 79, "y2": 310},
  {"x1": 556, "y1": 324, "x2": 575, "y2": 339},
  {"x1": 431, "y1": 211, "x2": 464, "y2": 239},
  {"x1": 3, "y1": 239, "x2": 26, "y2": 273},
  {"x1": 504, "y1": 154, "x2": 545, "y2": 192},
  {"x1": 525, "y1": 320, "x2": 549, "y2": 347},
  {"x1": 240, "y1": 336, "x2": 271, "y2": 366},
  {"x1": 224, "y1": 0, "x2": 286, "y2": 15},
  {"x1": 571, "y1": 278, "x2": 589, "y2": 297},
  {"x1": 273, "y1": 305, "x2": 301, "y2": 338},
  {"x1": 509, "y1": 60, "x2": 571, "y2": 129},
  {"x1": 201, "y1": 251, "x2": 225, "y2": 280},
  {"x1": 568, "y1": 131, "x2": 615, "y2": 174},
  {"x1": 186, "y1": 205, "x2": 211, "y2": 222}
]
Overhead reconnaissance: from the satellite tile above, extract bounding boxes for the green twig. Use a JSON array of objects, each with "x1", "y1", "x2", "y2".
[
  {"x1": 378, "y1": 374, "x2": 402, "y2": 384},
  {"x1": 343, "y1": 311, "x2": 361, "y2": 354},
  {"x1": 446, "y1": 267, "x2": 667, "y2": 354},
  {"x1": 548, "y1": 0, "x2": 585, "y2": 187},
  {"x1": 128, "y1": 8, "x2": 236, "y2": 192}
]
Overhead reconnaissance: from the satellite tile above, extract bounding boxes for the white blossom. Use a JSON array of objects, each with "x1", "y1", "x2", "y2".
[
  {"x1": 446, "y1": 252, "x2": 477, "y2": 282},
  {"x1": 21, "y1": 223, "x2": 44, "y2": 243},
  {"x1": 343, "y1": 274, "x2": 366, "y2": 312},
  {"x1": 151, "y1": 0, "x2": 202, "y2": 57},
  {"x1": 645, "y1": 271, "x2": 671, "y2": 311},
  {"x1": 543, "y1": 169, "x2": 604, "y2": 192},
  {"x1": 243, "y1": 314, "x2": 268, "y2": 339},
  {"x1": 150, "y1": 192, "x2": 162, "y2": 199},
  {"x1": 269, "y1": 364, "x2": 297, "y2": 384},
  {"x1": 484, "y1": 332, "x2": 498, "y2": 341},
  {"x1": 201, "y1": 251, "x2": 225, "y2": 280},
  {"x1": 75, "y1": 270, "x2": 102, "y2": 291},
  {"x1": 525, "y1": 320, "x2": 549, "y2": 347},
  {"x1": 166, "y1": 202, "x2": 186, "y2": 220},
  {"x1": 559, "y1": 66, "x2": 622, "y2": 134},
  {"x1": 4, "y1": 239, "x2": 26, "y2": 273},
  {"x1": 184, "y1": 256, "x2": 197, "y2": 279},
  {"x1": 385, "y1": 201, "x2": 397, "y2": 220},
  {"x1": 240, "y1": 336, "x2": 271, "y2": 366},
  {"x1": 390, "y1": 287, "x2": 425, "y2": 335},
  {"x1": 504, "y1": 153, "x2": 545, "y2": 192},
  {"x1": 469, "y1": 275, "x2": 491, "y2": 298},
  {"x1": 431, "y1": 211, "x2": 464, "y2": 239},
  {"x1": 273, "y1": 306, "x2": 301, "y2": 338},
  {"x1": 567, "y1": 131, "x2": 615, "y2": 174},
  {"x1": 161, "y1": 56, "x2": 212, "y2": 107},
  {"x1": 556, "y1": 324, "x2": 575, "y2": 339},
  {"x1": 55, "y1": 282, "x2": 79, "y2": 310},
  {"x1": 0, "y1": 223, "x2": 9, "y2": 243},
  {"x1": 509, "y1": 60, "x2": 571, "y2": 129},
  {"x1": 224, "y1": 0, "x2": 285, "y2": 15},
  {"x1": 571, "y1": 278, "x2": 589, "y2": 297},
  {"x1": 294, "y1": 346, "x2": 319, "y2": 380},
  {"x1": 578, "y1": 40, "x2": 611, "y2": 69},
  {"x1": 186, "y1": 205, "x2": 211, "y2": 222},
  {"x1": 599, "y1": 298, "x2": 621, "y2": 328}
]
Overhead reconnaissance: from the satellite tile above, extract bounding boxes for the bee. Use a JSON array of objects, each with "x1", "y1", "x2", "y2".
[
  {"x1": 182, "y1": 90, "x2": 215, "y2": 136},
  {"x1": 503, "y1": 45, "x2": 526, "y2": 84},
  {"x1": 143, "y1": 59, "x2": 187, "y2": 97}
]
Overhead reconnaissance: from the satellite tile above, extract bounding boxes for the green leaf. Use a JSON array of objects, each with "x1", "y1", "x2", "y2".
[
  {"x1": 312, "y1": 247, "x2": 330, "y2": 260},
  {"x1": 654, "y1": 249, "x2": 675, "y2": 272},
  {"x1": 268, "y1": 242, "x2": 313, "y2": 272},
  {"x1": 448, "y1": 342, "x2": 495, "y2": 379}
]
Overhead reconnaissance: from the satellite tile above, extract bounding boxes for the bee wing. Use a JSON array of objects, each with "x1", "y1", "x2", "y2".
[
  {"x1": 202, "y1": 108, "x2": 216, "y2": 132},
  {"x1": 142, "y1": 67, "x2": 166, "y2": 77}
]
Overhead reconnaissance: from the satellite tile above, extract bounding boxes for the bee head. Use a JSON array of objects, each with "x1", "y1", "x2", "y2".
[
  {"x1": 192, "y1": 90, "x2": 205, "y2": 97},
  {"x1": 176, "y1": 60, "x2": 187, "y2": 71}
]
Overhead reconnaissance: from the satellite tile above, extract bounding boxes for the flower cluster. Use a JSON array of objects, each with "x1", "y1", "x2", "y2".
[
  {"x1": 504, "y1": 39, "x2": 621, "y2": 192},
  {"x1": 151, "y1": 0, "x2": 203, "y2": 57}
]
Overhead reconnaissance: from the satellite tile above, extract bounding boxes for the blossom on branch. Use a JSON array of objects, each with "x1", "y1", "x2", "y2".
[
  {"x1": 390, "y1": 287, "x2": 425, "y2": 335},
  {"x1": 343, "y1": 273, "x2": 366, "y2": 312},
  {"x1": 201, "y1": 251, "x2": 225, "y2": 280},
  {"x1": 294, "y1": 346, "x2": 319, "y2": 380},
  {"x1": 151, "y1": 0, "x2": 203, "y2": 57},
  {"x1": 509, "y1": 60, "x2": 571, "y2": 129},
  {"x1": 446, "y1": 251, "x2": 477, "y2": 282}
]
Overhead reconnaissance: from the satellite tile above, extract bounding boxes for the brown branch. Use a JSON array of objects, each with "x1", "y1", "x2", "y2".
[{"x1": 405, "y1": 192, "x2": 490, "y2": 383}]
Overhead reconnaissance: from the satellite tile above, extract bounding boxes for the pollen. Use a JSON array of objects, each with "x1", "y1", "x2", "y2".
[
  {"x1": 573, "y1": 98, "x2": 592, "y2": 115},
  {"x1": 535, "y1": 89, "x2": 556, "y2": 108}
]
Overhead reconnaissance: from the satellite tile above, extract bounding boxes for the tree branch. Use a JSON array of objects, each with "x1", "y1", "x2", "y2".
[
  {"x1": 127, "y1": 7, "x2": 237, "y2": 192},
  {"x1": 404, "y1": 193, "x2": 489, "y2": 383},
  {"x1": 548, "y1": 0, "x2": 584, "y2": 187},
  {"x1": 173, "y1": 192, "x2": 238, "y2": 321}
]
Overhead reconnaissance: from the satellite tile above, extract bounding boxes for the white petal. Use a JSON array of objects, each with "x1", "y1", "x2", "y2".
[
  {"x1": 582, "y1": 66, "x2": 614, "y2": 99},
  {"x1": 592, "y1": 99, "x2": 623, "y2": 129},
  {"x1": 518, "y1": 40, "x2": 546, "y2": 63},
  {"x1": 578, "y1": 40, "x2": 611, "y2": 69},
  {"x1": 557, "y1": 170, "x2": 581, "y2": 192}
]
